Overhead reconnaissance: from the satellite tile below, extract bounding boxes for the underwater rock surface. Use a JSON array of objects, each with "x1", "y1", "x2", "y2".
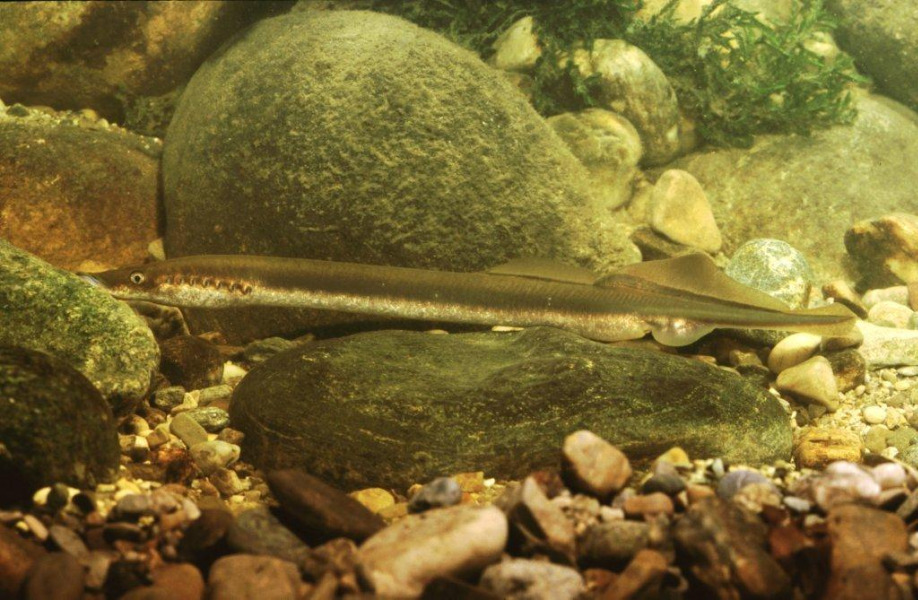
[
  {"x1": 0, "y1": 2, "x2": 287, "y2": 124},
  {"x1": 828, "y1": 0, "x2": 918, "y2": 111},
  {"x1": 0, "y1": 346, "x2": 120, "y2": 504},
  {"x1": 162, "y1": 9, "x2": 630, "y2": 341},
  {"x1": 0, "y1": 114, "x2": 161, "y2": 270},
  {"x1": 231, "y1": 327, "x2": 792, "y2": 489},
  {"x1": 664, "y1": 93, "x2": 918, "y2": 281},
  {"x1": 0, "y1": 239, "x2": 158, "y2": 414}
]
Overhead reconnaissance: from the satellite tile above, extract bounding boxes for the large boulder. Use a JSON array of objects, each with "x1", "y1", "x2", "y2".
[
  {"x1": 827, "y1": 0, "x2": 918, "y2": 111},
  {"x1": 230, "y1": 327, "x2": 792, "y2": 490},
  {"x1": 164, "y1": 9, "x2": 611, "y2": 269},
  {"x1": 0, "y1": 239, "x2": 159, "y2": 415},
  {"x1": 162, "y1": 10, "x2": 631, "y2": 341},
  {"x1": 0, "y1": 347, "x2": 120, "y2": 504},
  {"x1": 661, "y1": 93, "x2": 918, "y2": 281},
  {"x1": 0, "y1": 106, "x2": 161, "y2": 270}
]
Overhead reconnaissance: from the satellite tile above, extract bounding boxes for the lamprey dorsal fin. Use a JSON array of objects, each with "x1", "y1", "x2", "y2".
[
  {"x1": 597, "y1": 252, "x2": 790, "y2": 311},
  {"x1": 487, "y1": 258, "x2": 598, "y2": 285}
]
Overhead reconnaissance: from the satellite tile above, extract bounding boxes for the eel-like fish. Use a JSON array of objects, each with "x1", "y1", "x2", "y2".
[{"x1": 80, "y1": 253, "x2": 857, "y2": 346}]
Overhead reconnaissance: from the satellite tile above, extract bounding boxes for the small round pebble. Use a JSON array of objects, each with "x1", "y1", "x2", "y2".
[
  {"x1": 716, "y1": 469, "x2": 772, "y2": 500},
  {"x1": 767, "y1": 333, "x2": 822, "y2": 374},
  {"x1": 185, "y1": 407, "x2": 230, "y2": 433},
  {"x1": 863, "y1": 405, "x2": 887, "y2": 425},
  {"x1": 408, "y1": 477, "x2": 462, "y2": 513},
  {"x1": 190, "y1": 441, "x2": 240, "y2": 476},
  {"x1": 725, "y1": 239, "x2": 814, "y2": 308}
]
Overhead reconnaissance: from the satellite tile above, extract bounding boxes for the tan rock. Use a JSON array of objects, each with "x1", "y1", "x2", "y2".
[
  {"x1": 794, "y1": 428, "x2": 862, "y2": 469},
  {"x1": 561, "y1": 430, "x2": 632, "y2": 498},
  {"x1": 358, "y1": 505, "x2": 508, "y2": 598},
  {"x1": 490, "y1": 16, "x2": 541, "y2": 72},
  {"x1": 349, "y1": 488, "x2": 396, "y2": 514},
  {"x1": 775, "y1": 355, "x2": 839, "y2": 410},
  {"x1": 649, "y1": 169, "x2": 722, "y2": 253},
  {"x1": 767, "y1": 333, "x2": 822, "y2": 374}
]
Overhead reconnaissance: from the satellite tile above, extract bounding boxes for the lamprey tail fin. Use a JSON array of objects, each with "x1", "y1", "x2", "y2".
[
  {"x1": 783, "y1": 303, "x2": 859, "y2": 337},
  {"x1": 599, "y1": 253, "x2": 790, "y2": 311}
]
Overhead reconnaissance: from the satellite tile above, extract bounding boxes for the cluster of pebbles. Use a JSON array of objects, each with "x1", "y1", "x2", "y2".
[
  {"x1": 2, "y1": 410, "x2": 917, "y2": 599},
  {"x1": 7, "y1": 238, "x2": 918, "y2": 598}
]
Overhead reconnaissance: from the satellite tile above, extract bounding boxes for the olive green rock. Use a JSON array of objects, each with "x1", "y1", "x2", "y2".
[
  {"x1": 0, "y1": 346, "x2": 120, "y2": 503},
  {"x1": 163, "y1": 9, "x2": 634, "y2": 342},
  {"x1": 231, "y1": 328, "x2": 792, "y2": 490},
  {"x1": 0, "y1": 239, "x2": 158, "y2": 414}
]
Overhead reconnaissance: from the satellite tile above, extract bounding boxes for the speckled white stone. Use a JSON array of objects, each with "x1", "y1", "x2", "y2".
[
  {"x1": 767, "y1": 332, "x2": 822, "y2": 374},
  {"x1": 863, "y1": 405, "x2": 887, "y2": 425}
]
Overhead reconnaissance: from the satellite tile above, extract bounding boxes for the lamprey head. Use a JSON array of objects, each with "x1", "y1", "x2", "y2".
[
  {"x1": 79, "y1": 260, "x2": 255, "y2": 307},
  {"x1": 80, "y1": 263, "x2": 177, "y2": 303}
]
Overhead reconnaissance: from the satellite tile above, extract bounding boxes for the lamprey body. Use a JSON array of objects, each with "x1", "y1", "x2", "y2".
[{"x1": 80, "y1": 253, "x2": 857, "y2": 346}]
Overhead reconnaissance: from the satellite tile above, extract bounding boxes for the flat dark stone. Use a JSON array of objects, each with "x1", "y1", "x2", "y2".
[
  {"x1": 231, "y1": 328, "x2": 793, "y2": 490},
  {"x1": 266, "y1": 469, "x2": 385, "y2": 543},
  {"x1": 226, "y1": 506, "x2": 312, "y2": 564}
]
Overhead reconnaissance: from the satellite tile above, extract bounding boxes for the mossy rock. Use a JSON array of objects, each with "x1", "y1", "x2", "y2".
[
  {"x1": 0, "y1": 346, "x2": 120, "y2": 504},
  {"x1": 0, "y1": 239, "x2": 158, "y2": 415},
  {"x1": 162, "y1": 9, "x2": 634, "y2": 341},
  {"x1": 231, "y1": 327, "x2": 792, "y2": 489}
]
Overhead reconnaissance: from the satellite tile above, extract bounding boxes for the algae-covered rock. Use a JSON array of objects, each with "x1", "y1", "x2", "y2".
[
  {"x1": 0, "y1": 239, "x2": 158, "y2": 414},
  {"x1": 164, "y1": 9, "x2": 610, "y2": 269},
  {"x1": 0, "y1": 115, "x2": 161, "y2": 270},
  {"x1": 0, "y1": 346, "x2": 120, "y2": 504},
  {"x1": 828, "y1": 0, "x2": 918, "y2": 111},
  {"x1": 231, "y1": 328, "x2": 792, "y2": 489},
  {"x1": 662, "y1": 93, "x2": 918, "y2": 282},
  {"x1": 162, "y1": 10, "x2": 632, "y2": 341}
]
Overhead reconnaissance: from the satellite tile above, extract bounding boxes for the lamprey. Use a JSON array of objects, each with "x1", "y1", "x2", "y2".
[{"x1": 80, "y1": 253, "x2": 857, "y2": 346}]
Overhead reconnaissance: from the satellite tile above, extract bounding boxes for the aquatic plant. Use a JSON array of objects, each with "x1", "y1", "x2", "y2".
[
  {"x1": 625, "y1": 0, "x2": 865, "y2": 146},
  {"x1": 368, "y1": 0, "x2": 865, "y2": 147}
]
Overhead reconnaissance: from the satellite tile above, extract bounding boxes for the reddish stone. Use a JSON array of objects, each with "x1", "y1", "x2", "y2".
[
  {"x1": 0, "y1": 523, "x2": 45, "y2": 598},
  {"x1": 824, "y1": 504, "x2": 908, "y2": 600},
  {"x1": 622, "y1": 493, "x2": 675, "y2": 519},
  {"x1": 601, "y1": 549, "x2": 669, "y2": 600}
]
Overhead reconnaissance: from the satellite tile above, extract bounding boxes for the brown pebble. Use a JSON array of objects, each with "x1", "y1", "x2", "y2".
[
  {"x1": 208, "y1": 554, "x2": 305, "y2": 600},
  {"x1": 497, "y1": 477, "x2": 576, "y2": 562},
  {"x1": 685, "y1": 484, "x2": 715, "y2": 505},
  {"x1": 176, "y1": 509, "x2": 234, "y2": 566},
  {"x1": 823, "y1": 280, "x2": 869, "y2": 318},
  {"x1": 823, "y1": 349, "x2": 866, "y2": 393},
  {"x1": 23, "y1": 551, "x2": 83, "y2": 600},
  {"x1": 159, "y1": 335, "x2": 223, "y2": 390},
  {"x1": 601, "y1": 549, "x2": 669, "y2": 600},
  {"x1": 825, "y1": 504, "x2": 908, "y2": 599},
  {"x1": 794, "y1": 427, "x2": 862, "y2": 469},
  {"x1": 561, "y1": 430, "x2": 632, "y2": 499},
  {"x1": 0, "y1": 523, "x2": 45, "y2": 598},
  {"x1": 267, "y1": 469, "x2": 385, "y2": 543},
  {"x1": 673, "y1": 497, "x2": 790, "y2": 599},
  {"x1": 622, "y1": 493, "x2": 674, "y2": 519},
  {"x1": 149, "y1": 562, "x2": 205, "y2": 600}
]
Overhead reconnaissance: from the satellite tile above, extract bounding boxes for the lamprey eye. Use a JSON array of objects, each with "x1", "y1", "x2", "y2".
[{"x1": 129, "y1": 271, "x2": 145, "y2": 285}]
